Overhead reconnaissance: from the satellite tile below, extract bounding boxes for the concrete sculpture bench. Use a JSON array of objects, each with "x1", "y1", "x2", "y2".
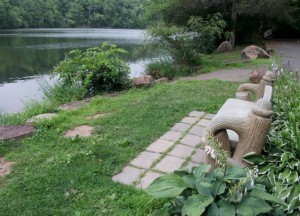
[{"x1": 202, "y1": 72, "x2": 275, "y2": 168}]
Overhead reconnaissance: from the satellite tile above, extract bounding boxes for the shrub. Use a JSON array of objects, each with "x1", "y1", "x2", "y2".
[
  {"x1": 144, "y1": 13, "x2": 227, "y2": 67},
  {"x1": 53, "y1": 42, "x2": 130, "y2": 95},
  {"x1": 146, "y1": 59, "x2": 194, "y2": 79},
  {"x1": 244, "y1": 68, "x2": 300, "y2": 215},
  {"x1": 147, "y1": 134, "x2": 286, "y2": 216}
]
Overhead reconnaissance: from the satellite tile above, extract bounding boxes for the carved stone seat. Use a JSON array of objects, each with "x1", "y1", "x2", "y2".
[{"x1": 202, "y1": 74, "x2": 275, "y2": 168}]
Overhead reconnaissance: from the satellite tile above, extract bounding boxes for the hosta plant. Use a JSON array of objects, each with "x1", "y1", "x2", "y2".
[
  {"x1": 147, "y1": 133, "x2": 286, "y2": 216},
  {"x1": 243, "y1": 69, "x2": 300, "y2": 215},
  {"x1": 146, "y1": 164, "x2": 286, "y2": 216}
]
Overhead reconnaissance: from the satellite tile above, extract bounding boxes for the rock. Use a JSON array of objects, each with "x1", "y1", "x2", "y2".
[
  {"x1": 217, "y1": 41, "x2": 233, "y2": 53},
  {"x1": 132, "y1": 75, "x2": 154, "y2": 87},
  {"x1": 63, "y1": 125, "x2": 94, "y2": 138},
  {"x1": 26, "y1": 113, "x2": 58, "y2": 124},
  {"x1": 0, "y1": 157, "x2": 15, "y2": 176},
  {"x1": 0, "y1": 125, "x2": 34, "y2": 141},
  {"x1": 155, "y1": 77, "x2": 169, "y2": 83},
  {"x1": 249, "y1": 69, "x2": 267, "y2": 84},
  {"x1": 241, "y1": 45, "x2": 270, "y2": 59},
  {"x1": 86, "y1": 113, "x2": 111, "y2": 120}
]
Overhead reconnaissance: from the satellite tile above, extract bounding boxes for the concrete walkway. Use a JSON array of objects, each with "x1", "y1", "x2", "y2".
[
  {"x1": 112, "y1": 111, "x2": 215, "y2": 189},
  {"x1": 179, "y1": 68, "x2": 253, "y2": 82}
]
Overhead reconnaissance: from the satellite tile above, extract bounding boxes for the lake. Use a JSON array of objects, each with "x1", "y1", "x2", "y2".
[{"x1": 0, "y1": 28, "x2": 153, "y2": 114}]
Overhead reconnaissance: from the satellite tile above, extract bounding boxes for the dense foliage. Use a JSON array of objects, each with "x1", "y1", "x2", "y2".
[
  {"x1": 147, "y1": 134, "x2": 287, "y2": 216},
  {"x1": 244, "y1": 69, "x2": 300, "y2": 215},
  {"x1": 144, "y1": 0, "x2": 300, "y2": 44},
  {"x1": 54, "y1": 42, "x2": 130, "y2": 95},
  {"x1": 0, "y1": 0, "x2": 147, "y2": 29}
]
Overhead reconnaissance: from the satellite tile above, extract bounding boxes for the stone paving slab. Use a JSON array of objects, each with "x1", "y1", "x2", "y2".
[
  {"x1": 181, "y1": 117, "x2": 199, "y2": 125},
  {"x1": 191, "y1": 149, "x2": 207, "y2": 163},
  {"x1": 189, "y1": 125, "x2": 205, "y2": 137},
  {"x1": 171, "y1": 123, "x2": 191, "y2": 132},
  {"x1": 160, "y1": 131, "x2": 182, "y2": 142},
  {"x1": 189, "y1": 111, "x2": 206, "y2": 118},
  {"x1": 130, "y1": 151, "x2": 161, "y2": 169},
  {"x1": 154, "y1": 155, "x2": 185, "y2": 173},
  {"x1": 146, "y1": 139, "x2": 174, "y2": 153},
  {"x1": 180, "y1": 134, "x2": 202, "y2": 147},
  {"x1": 197, "y1": 119, "x2": 211, "y2": 127},
  {"x1": 137, "y1": 171, "x2": 162, "y2": 189},
  {"x1": 168, "y1": 144, "x2": 195, "y2": 159},
  {"x1": 112, "y1": 166, "x2": 144, "y2": 185},
  {"x1": 112, "y1": 110, "x2": 214, "y2": 189}
]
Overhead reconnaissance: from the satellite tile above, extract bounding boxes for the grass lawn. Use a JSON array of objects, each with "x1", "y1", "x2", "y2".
[
  {"x1": 199, "y1": 46, "x2": 272, "y2": 74},
  {"x1": 0, "y1": 80, "x2": 240, "y2": 215}
]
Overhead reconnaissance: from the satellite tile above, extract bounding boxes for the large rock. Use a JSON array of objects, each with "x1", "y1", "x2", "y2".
[
  {"x1": 26, "y1": 113, "x2": 58, "y2": 124},
  {"x1": 249, "y1": 69, "x2": 267, "y2": 84},
  {"x1": 0, "y1": 125, "x2": 34, "y2": 141},
  {"x1": 132, "y1": 75, "x2": 154, "y2": 87},
  {"x1": 241, "y1": 45, "x2": 270, "y2": 59},
  {"x1": 217, "y1": 41, "x2": 233, "y2": 53}
]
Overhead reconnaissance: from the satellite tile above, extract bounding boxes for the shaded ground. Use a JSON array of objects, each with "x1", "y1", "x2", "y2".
[
  {"x1": 266, "y1": 39, "x2": 300, "y2": 75},
  {"x1": 179, "y1": 68, "x2": 253, "y2": 82}
]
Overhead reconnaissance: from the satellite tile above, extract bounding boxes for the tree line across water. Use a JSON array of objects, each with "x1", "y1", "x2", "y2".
[{"x1": 0, "y1": 0, "x2": 147, "y2": 29}]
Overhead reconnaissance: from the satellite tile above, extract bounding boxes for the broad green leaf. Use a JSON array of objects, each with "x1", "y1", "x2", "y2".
[
  {"x1": 242, "y1": 153, "x2": 265, "y2": 165},
  {"x1": 240, "y1": 195, "x2": 272, "y2": 215},
  {"x1": 213, "y1": 168, "x2": 224, "y2": 180},
  {"x1": 278, "y1": 168, "x2": 291, "y2": 181},
  {"x1": 195, "y1": 178, "x2": 212, "y2": 196},
  {"x1": 211, "y1": 181, "x2": 226, "y2": 196},
  {"x1": 224, "y1": 166, "x2": 247, "y2": 180},
  {"x1": 236, "y1": 203, "x2": 254, "y2": 216},
  {"x1": 287, "y1": 185, "x2": 300, "y2": 203},
  {"x1": 278, "y1": 186, "x2": 292, "y2": 200},
  {"x1": 258, "y1": 163, "x2": 274, "y2": 174},
  {"x1": 217, "y1": 200, "x2": 235, "y2": 216},
  {"x1": 287, "y1": 198, "x2": 300, "y2": 214},
  {"x1": 251, "y1": 188, "x2": 287, "y2": 207},
  {"x1": 193, "y1": 164, "x2": 211, "y2": 178},
  {"x1": 207, "y1": 202, "x2": 220, "y2": 216},
  {"x1": 146, "y1": 174, "x2": 188, "y2": 198},
  {"x1": 183, "y1": 175, "x2": 196, "y2": 189},
  {"x1": 287, "y1": 171, "x2": 298, "y2": 184},
  {"x1": 182, "y1": 194, "x2": 214, "y2": 216}
]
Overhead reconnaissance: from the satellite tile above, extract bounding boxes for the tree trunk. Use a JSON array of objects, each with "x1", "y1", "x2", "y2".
[{"x1": 230, "y1": 3, "x2": 237, "y2": 47}]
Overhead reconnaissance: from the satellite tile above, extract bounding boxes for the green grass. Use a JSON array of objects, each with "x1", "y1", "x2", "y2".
[
  {"x1": 199, "y1": 46, "x2": 272, "y2": 74},
  {"x1": 0, "y1": 80, "x2": 239, "y2": 215}
]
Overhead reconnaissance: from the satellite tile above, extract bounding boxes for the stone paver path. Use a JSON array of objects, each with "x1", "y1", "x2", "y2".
[{"x1": 112, "y1": 111, "x2": 215, "y2": 189}]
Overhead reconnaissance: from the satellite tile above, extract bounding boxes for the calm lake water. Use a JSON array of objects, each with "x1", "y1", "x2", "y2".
[{"x1": 0, "y1": 28, "x2": 153, "y2": 114}]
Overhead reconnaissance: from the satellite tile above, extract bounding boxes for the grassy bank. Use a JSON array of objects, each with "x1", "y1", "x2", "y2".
[{"x1": 0, "y1": 80, "x2": 239, "y2": 215}]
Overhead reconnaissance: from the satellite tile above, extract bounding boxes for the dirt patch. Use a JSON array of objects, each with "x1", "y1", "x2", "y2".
[
  {"x1": 63, "y1": 125, "x2": 94, "y2": 138},
  {"x1": 85, "y1": 113, "x2": 111, "y2": 120},
  {"x1": 59, "y1": 98, "x2": 92, "y2": 111},
  {"x1": 0, "y1": 158, "x2": 15, "y2": 176},
  {"x1": 0, "y1": 125, "x2": 34, "y2": 141}
]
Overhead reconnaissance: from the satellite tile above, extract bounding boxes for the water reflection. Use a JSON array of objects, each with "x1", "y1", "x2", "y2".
[{"x1": 0, "y1": 28, "x2": 156, "y2": 113}]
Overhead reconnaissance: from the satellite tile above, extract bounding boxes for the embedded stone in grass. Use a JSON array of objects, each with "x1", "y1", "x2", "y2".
[
  {"x1": 0, "y1": 157, "x2": 15, "y2": 176},
  {"x1": 85, "y1": 113, "x2": 111, "y2": 120},
  {"x1": 26, "y1": 113, "x2": 58, "y2": 124},
  {"x1": 59, "y1": 98, "x2": 91, "y2": 110},
  {"x1": 0, "y1": 125, "x2": 34, "y2": 141},
  {"x1": 63, "y1": 125, "x2": 94, "y2": 138}
]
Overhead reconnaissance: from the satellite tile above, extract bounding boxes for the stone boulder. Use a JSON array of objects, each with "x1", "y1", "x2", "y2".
[
  {"x1": 0, "y1": 125, "x2": 34, "y2": 141},
  {"x1": 217, "y1": 41, "x2": 233, "y2": 53},
  {"x1": 132, "y1": 75, "x2": 154, "y2": 87},
  {"x1": 241, "y1": 45, "x2": 270, "y2": 59},
  {"x1": 26, "y1": 113, "x2": 58, "y2": 124},
  {"x1": 249, "y1": 69, "x2": 267, "y2": 84}
]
